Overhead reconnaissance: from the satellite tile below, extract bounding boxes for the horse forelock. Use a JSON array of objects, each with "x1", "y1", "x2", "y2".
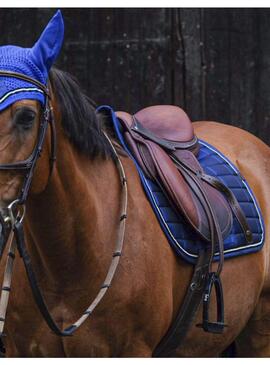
[{"x1": 48, "y1": 67, "x2": 115, "y2": 160}]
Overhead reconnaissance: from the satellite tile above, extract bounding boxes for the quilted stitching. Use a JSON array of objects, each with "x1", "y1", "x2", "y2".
[
  {"x1": 143, "y1": 141, "x2": 264, "y2": 264},
  {"x1": 100, "y1": 105, "x2": 265, "y2": 265}
]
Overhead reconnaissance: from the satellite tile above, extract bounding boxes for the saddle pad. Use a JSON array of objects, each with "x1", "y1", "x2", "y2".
[{"x1": 98, "y1": 105, "x2": 265, "y2": 265}]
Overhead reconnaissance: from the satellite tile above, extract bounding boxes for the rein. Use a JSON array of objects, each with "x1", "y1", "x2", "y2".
[{"x1": 0, "y1": 71, "x2": 128, "y2": 356}]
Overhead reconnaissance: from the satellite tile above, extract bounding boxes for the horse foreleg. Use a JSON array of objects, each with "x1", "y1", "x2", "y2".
[{"x1": 235, "y1": 291, "x2": 270, "y2": 357}]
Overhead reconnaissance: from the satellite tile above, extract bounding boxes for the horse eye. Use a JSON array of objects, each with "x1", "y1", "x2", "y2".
[{"x1": 14, "y1": 108, "x2": 36, "y2": 130}]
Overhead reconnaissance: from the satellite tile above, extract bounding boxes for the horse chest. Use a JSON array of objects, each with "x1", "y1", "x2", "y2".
[{"x1": 7, "y1": 287, "x2": 117, "y2": 356}]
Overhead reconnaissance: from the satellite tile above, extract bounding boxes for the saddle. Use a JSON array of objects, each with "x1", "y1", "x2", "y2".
[{"x1": 116, "y1": 105, "x2": 251, "y2": 244}]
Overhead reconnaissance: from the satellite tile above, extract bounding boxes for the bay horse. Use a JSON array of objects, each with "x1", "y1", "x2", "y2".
[
  {"x1": 0, "y1": 12, "x2": 269, "y2": 358},
  {"x1": 0, "y1": 66, "x2": 269, "y2": 357}
]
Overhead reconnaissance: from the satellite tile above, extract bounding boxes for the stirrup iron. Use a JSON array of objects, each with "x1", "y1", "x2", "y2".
[{"x1": 197, "y1": 272, "x2": 227, "y2": 334}]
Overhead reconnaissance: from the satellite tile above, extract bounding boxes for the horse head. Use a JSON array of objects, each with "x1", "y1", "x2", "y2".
[{"x1": 0, "y1": 10, "x2": 64, "y2": 254}]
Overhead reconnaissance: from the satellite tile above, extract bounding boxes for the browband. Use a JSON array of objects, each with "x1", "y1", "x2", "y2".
[{"x1": 0, "y1": 70, "x2": 50, "y2": 96}]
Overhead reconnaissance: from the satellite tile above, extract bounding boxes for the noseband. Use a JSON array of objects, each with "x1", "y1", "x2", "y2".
[{"x1": 0, "y1": 71, "x2": 128, "y2": 356}]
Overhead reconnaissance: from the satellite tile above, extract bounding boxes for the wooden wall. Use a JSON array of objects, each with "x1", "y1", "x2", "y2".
[{"x1": 0, "y1": 8, "x2": 269, "y2": 145}]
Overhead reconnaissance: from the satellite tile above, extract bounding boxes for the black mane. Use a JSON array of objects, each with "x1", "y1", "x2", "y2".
[{"x1": 49, "y1": 68, "x2": 114, "y2": 159}]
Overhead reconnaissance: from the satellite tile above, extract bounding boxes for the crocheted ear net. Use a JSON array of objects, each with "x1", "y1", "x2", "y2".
[{"x1": 0, "y1": 10, "x2": 64, "y2": 112}]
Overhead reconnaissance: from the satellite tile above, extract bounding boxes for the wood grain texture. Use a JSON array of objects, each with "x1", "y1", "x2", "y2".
[{"x1": 0, "y1": 8, "x2": 269, "y2": 144}]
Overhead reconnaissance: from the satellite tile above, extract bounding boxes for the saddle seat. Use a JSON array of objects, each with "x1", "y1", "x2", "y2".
[
  {"x1": 117, "y1": 105, "x2": 199, "y2": 154},
  {"x1": 116, "y1": 105, "x2": 234, "y2": 243}
]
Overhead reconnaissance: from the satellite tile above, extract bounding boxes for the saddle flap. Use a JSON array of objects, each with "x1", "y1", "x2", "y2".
[
  {"x1": 173, "y1": 150, "x2": 233, "y2": 240},
  {"x1": 143, "y1": 143, "x2": 232, "y2": 241},
  {"x1": 140, "y1": 140, "x2": 200, "y2": 229},
  {"x1": 116, "y1": 107, "x2": 233, "y2": 242}
]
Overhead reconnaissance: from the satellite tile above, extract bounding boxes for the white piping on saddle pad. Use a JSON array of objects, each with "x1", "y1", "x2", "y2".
[{"x1": 143, "y1": 140, "x2": 265, "y2": 260}]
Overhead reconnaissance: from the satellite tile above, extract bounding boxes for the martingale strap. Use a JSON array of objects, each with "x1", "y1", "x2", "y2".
[
  {"x1": 0, "y1": 132, "x2": 127, "y2": 345},
  {"x1": 0, "y1": 69, "x2": 128, "y2": 353}
]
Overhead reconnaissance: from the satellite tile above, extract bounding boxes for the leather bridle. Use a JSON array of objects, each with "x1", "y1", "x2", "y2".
[
  {"x1": 0, "y1": 70, "x2": 56, "y2": 204},
  {"x1": 0, "y1": 70, "x2": 56, "y2": 256},
  {"x1": 0, "y1": 71, "x2": 128, "y2": 357}
]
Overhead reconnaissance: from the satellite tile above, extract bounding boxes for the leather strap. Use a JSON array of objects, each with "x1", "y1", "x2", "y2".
[
  {"x1": 2, "y1": 133, "x2": 128, "y2": 339},
  {"x1": 132, "y1": 118, "x2": 198, "y2": 151},
  {"x1": 0, "y1": 70, "x2": 49, "y2": 96},
  {"x1": 153, "y1": 249, "x2": 211, "y2": 357},
  {"x1": 170, "y1": 153, "x2": 253, "y2": 244},
  {"x1": 0, "y1": 71, "x2": 56, "y2": 205},
  {"x1": 153, "y1": 155, "x2": 227, "y2": 357},
  {"x1": 0, "y1": 73, "x2": 127, "y2": 350},
  {"x1": 172, "y1": 156, "x2": 225, "y2": 274},
  {"x1": 0, "y1": 232, "x2": 17, "y2": 357},
  {"x1": 200, "y1": 173, "x2": 253, "y2": 243},
  {"x1": 14, "y1": 221, "x2": 69, "y2": 336},
  {"x1": 0, "y1": 337, "x2": 5, "y2": 357},
  {"x1": 151, "y1": 137, "x2": 242, "y2": 356}
]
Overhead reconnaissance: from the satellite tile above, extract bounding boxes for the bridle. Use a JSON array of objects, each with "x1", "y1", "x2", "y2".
[
  {"x1": 0, "y1": 70, "x2": 56, "y2": 257},
  {"x1": 0, "y1": 70, "x2": 56, "y2": 203},
  {"x1": 0, "y1": 71, "x2": 128, "y2": 356}
]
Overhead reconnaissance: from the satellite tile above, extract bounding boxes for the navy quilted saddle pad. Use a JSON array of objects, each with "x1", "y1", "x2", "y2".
[{"x1": 99, "y1": 106, "x2": 265, "y2": 265}]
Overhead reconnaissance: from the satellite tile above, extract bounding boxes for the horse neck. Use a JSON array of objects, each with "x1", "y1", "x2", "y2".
[{"x1": 25, "y1": 131, "x2": 121, "y2": 291}]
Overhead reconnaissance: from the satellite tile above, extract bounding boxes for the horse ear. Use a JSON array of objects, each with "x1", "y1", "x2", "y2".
[{"x1": 31, "y1": 10, "x2": 64, "y2": 75}]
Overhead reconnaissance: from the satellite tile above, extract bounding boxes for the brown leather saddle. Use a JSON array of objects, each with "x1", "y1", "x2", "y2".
[
  {"x1": 115, "y1": 105, "x2": 253, "y2": 356},
  {"x1": 116, "y1": 105, "x2": 251, "y2": 245}
]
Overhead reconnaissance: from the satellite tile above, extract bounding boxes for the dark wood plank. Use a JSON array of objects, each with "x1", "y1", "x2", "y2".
[
  {"x1": 256, "y1": 9, "x2": 270, "y2": 144},
  {"x1": 0, "y1": 8, "x2": 38, "y2": 46},
  {"x1": 227, "y1": 9, "x2": 258, "y2": 132},
  {"x1": 0, "y1": 8, "x2": 269, "y2": 145},
  {"x1": 203, "y1": 9, "x2": 231, "y2": 123},
  {"x1": 176, "y1": 8, "x2": 203, "y2": 120}
]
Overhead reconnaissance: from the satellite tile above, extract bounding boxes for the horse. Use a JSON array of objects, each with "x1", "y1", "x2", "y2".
[
  {"x1": 0, "y1": 65, "x2": 268, "y2": 357},
  {"x1": 0, "y1": 12, "x2": 270, "y2": 357}
]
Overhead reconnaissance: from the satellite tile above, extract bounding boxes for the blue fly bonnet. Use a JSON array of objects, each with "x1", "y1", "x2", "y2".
[{"x1": 0, "y1": 10, "x2": 64, "y2": 112}]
